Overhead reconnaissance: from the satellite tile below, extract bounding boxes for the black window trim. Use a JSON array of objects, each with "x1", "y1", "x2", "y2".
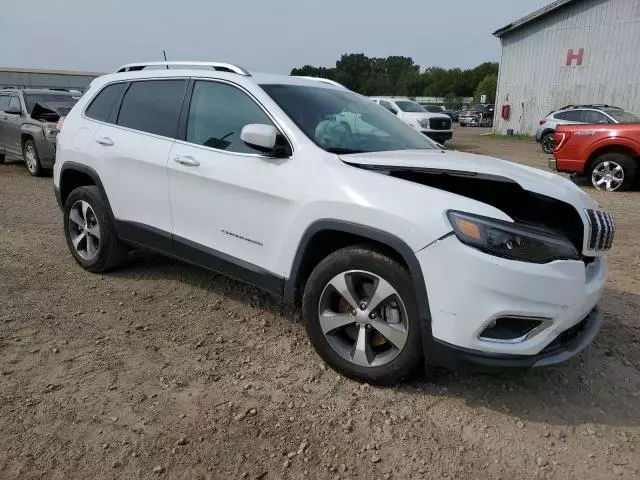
[
  {"x1": 174, "y1": 77, "x2": 294, "y2": 158},
  {"x1": 83, "y1": 80, "x2": 130, "y2": 124},
  {"x1": 82, "y1": 78, "x2": 189, "y2": 141}
]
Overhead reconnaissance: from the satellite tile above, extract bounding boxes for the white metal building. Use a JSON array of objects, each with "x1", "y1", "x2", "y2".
[{"x1": 493, "y1": 0, "x2": 640, "y2": 135}]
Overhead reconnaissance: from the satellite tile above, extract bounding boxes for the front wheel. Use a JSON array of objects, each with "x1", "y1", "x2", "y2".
[
  {"x1": 302, "y1": 246, "x2": 423, "y2": 384},
  {"x1": 590, "y1": 153, "x2": 636, "y2": 192},
  {"x1": 23, "y1": 139, "x2": 43, "y2": 176},
  {"x1": 541, "y1": 133, "x2": 554, "y2": 154}
]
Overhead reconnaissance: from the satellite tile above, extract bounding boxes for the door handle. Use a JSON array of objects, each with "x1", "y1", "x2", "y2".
[
  {"x1": 173, "y1": 154, "x2": 200, "y2": 167},
  {"x1": 1, "y1": 115, "x2": 7, "y2": 120},
  {"x1": 95, "y1": 136, "x2": 114, "y2": 146}
]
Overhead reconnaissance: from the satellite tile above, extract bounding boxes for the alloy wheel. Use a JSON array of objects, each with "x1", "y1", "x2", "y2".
[
  {"x1": 592, "y1": 161, "x2": 624, "y2": 192},
  {"x1": 542, "y1": 135, "x2": 554, "y2": 154},
  {"x1": 317, "y1": 270, "x2": 409, "y2": 368},
  {"x1": 24, "y1": 144, "x2": 37, "y2": 173},
  {"x1": 68, "y1": 200, "x2": 101, "y2": 260}
]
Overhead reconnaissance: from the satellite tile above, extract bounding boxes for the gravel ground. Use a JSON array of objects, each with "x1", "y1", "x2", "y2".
[{"x1": 1, "y1": 126, "x2": 639, "y2": 480}]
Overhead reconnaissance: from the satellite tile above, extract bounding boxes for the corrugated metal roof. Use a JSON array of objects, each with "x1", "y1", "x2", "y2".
[
  {"x1": 493, "y1": 0, "x2": 579, "y2": 37},
  {"x1": 0, "y1": 66, "x2": 103, "y2": 76}
]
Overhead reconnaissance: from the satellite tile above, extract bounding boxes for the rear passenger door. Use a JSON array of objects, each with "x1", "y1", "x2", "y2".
[{"x1": 84, "y1": 79, "x2": 187, "y2": 247}]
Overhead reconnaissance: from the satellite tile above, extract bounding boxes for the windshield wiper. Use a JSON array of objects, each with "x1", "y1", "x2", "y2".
[{"x1": 325, "y1": 147, "x2": 365, "y2": 154}]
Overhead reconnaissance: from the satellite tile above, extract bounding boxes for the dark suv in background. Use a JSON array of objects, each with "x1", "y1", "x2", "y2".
[{"x1": 0, "y1": 88, "x2": 80, "y2": 176}]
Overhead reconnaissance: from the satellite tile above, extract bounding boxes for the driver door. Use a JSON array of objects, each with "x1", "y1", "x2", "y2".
[{"x1": 167, "y1": 80, "x2": 303, "y2": 290}]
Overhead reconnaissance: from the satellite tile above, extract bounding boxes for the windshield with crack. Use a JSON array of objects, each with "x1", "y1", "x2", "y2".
[{"x1": 261, "y1": 84, "x2": 437, "y2": 153}]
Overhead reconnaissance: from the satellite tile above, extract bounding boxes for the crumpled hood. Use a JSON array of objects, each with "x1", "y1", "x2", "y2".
[
  {"x1": 31, "y1": 102, "x2": 75, "y2": 121},
  {"x1": 340, "y1": 149, "x2": 599, "y2": 210}
]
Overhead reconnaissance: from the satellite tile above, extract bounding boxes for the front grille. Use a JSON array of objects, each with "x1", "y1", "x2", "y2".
[
  {"x1": 585, "y1": 209, "x2": 615, "y2": 251},
  {"x1": 429, "y1": 118, "x2": 451, "y2": 130}
]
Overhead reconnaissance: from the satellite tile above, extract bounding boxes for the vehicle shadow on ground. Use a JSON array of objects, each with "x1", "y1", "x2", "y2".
[
  {"x1": 406, "y1": 287, "x2": 640, "y2": 428},
  {"x1": 109, "y1": 252, "x2": 640, "y2": 429}
]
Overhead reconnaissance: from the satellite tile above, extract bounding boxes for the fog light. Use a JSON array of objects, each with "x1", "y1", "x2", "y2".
[{"x1": 479, "y1": 316, "x2": 551, "y2": 344}]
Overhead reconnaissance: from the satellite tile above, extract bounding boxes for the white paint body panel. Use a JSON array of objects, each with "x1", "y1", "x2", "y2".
[{"x1": 53, "y1": 67, "x2": 609, "y2": 357}]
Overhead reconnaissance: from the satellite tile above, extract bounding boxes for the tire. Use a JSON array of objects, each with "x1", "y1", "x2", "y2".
[
  {"x1": 540, "y1": 132, "x2": 554, "y2": 154},
  {"x1": 0, "y1": 153, "x2": 5, "y2": 164},
  {"x1": 302, "y1": 246, "x2": 423, "y2": 384},
  {"x1": 63, "y1": 186, "x2": 127, "y2": 272},
  {"x1": 589, "y1": 153, "x2": 637, "y2": 192},
  {"x1": 23, "y1": 139, "x2": 43, "y2": 176}
]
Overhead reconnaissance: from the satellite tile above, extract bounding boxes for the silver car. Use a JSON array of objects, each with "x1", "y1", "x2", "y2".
[
  {"x1": 535, "y1": 105, "x2": 640, "y2": 154},
  {"x1": 0, "y1": 88, "x2": 79, "y2": 176}
]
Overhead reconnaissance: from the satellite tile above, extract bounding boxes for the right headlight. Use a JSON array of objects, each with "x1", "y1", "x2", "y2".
[{"x1": 447, "y1": 211, "x2": 579, "y2": 263}]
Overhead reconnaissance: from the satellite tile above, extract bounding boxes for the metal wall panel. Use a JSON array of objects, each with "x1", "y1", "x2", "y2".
[
  {"x1": 0, "y1": 71, "x2": 97, "y2": 91},
  {"x1": 494, "y1": 0, "x2": 640, "y2": 134}
]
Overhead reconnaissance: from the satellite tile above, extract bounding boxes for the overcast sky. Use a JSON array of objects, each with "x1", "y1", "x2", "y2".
[{"x1": 1, "y1": 0, "x2": 551, "y2": 74}]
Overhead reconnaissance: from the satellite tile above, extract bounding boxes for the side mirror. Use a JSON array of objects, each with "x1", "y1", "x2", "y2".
[
  {"x1": 5, "y1": 105, "x2": 22, "y2": 115},
  {"x1": 240, "y1": 124, "x2": 290, "y2": 157},
  {"x1": 390, "y1": 108, "x2": 399, "y2": 115}
]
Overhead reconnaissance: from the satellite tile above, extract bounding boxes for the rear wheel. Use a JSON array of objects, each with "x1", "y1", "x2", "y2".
[
  {"x1": 63, "y1": 186, "x2": 127, "y2": 272},
  {"x1": 302, "y1": 246, "x2": 423, "y2": 384},
  {"x1": 541, "y1": 132, "x2": 554, "y2": 154},
  {"x1": 0, "y1": 153, "x2": 4, "y2": 164},
  {"x1": 590, "y1": 153, "x2": 636, "y2": 192}
]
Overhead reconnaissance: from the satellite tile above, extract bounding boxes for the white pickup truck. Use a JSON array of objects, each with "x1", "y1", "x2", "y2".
[{"x1": 370, "y1": 97, "x2": 453, "y2": 144}]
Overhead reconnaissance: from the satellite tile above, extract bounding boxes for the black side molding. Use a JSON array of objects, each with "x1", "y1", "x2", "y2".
[
  {"x1": 113, "y1": 220, "x2": 285, "y2": 298},
  {"x1": 284, "y1": 219, "x2": 432, "y2": 323}
]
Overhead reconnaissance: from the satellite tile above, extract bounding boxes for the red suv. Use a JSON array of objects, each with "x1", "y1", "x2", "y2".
[{"x1": 551, "y1": 123, "x2": 640, "y2": 192}]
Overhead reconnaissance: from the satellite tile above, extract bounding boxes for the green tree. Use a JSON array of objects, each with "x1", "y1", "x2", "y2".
[{"x1": 473, "y1": 74, "x2": 498, "y2": 104}]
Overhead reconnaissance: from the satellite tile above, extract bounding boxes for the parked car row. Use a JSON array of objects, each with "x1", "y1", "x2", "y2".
[
  {"x1": 535, "y1": 104, "x2": 640, "y2": 154},
  {"x1": 1, "y1": 62, "x2": 614, "y2": 384},
  {"x1": 459, "y1": 103, "x2": 494, "y2": 127}
]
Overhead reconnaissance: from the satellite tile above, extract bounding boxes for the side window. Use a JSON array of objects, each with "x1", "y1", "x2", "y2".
[
  {"x1": 8, "y1": 96, "x2": 21, "y2": 112},
  {"x1": 379, "y1": 100, "x2": 398, "y2": 114},
  {"x1": 555, "y1": 110, "x2": 582, "y2": 122},
  {"x1": 0, "y1": 95, "x2": 9, "y2": 111},
  {"x1": 581, "y1": 110, "x2": 610, "y2": 124},
  {"x1": 186, "y1": 81, "x2": 273, "y2": 154},
  {"x1": 85, "y1": 83, "x2": 127, "y2": 122},
  {"x1": 117, "y1": 80, "x2": 186, "y2": 138}
]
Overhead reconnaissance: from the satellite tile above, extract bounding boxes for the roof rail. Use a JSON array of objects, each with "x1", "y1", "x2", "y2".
[
  {"x1": 114, "y1": 61, "x2": 251, "y2": 76},
  {"x1": 293, "y1": 76, "x2": 346, "y2": 89},
  {"x1": 558, "y1": 104, "x2": 619, "y2": 110}
]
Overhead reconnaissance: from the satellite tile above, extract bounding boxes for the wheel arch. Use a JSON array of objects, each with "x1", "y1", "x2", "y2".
[
  {"x1": 59, "y1": 162, "x2": 113, "y2": 217},
  {"x1": 284, "y1": 220, "x2": 431, "y2": 322},
  {"x1": 585, "y1": 144, "x2": 639, "y2": 174},
  {"x1": 540, "y1": 128, "x2": 555, "y2": 139}
]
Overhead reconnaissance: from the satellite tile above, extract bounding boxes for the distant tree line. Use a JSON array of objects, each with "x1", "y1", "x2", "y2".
[{"x1": 291, "y1": 53, "x2": 498, "y2": 108}]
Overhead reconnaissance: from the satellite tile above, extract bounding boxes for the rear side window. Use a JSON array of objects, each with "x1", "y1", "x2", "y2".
[
  {"x1": 117, "y1": 80, "x2": 187, "y2": 138},
  {"x1": 0, "y1": 94, "x2": 10, "y2": 111},
  {"x1": 185, "y1": 80, "x2": 273, "y2": 153},
  {"x1": 8, "y1": 96, "x2": 21, "y2": 111},
  {"x1": 85, "y1": 83, "x2": 127, "y2": 122},
  {"x1": 581, "y1": 110, "x2": 610, "y2": 124},
  {"x1": 554, "y1": 110, "x2": 582, "y2": 122}
]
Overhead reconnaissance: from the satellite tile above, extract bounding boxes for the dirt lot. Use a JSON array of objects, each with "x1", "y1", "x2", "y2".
[{"x1": 1, "y1": 125, "x2": 639, "y2": 480}]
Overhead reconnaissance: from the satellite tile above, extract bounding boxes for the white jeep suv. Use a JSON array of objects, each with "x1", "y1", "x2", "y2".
[
  {"x1": 53, "y1": 61, "x2": 612, "y2": 384},
  {"x1": 370, "y1": 97, "x2": 453, "y2": 144}
]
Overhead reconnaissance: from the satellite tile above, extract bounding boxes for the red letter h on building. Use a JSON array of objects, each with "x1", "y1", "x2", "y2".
[{"x1": 566, "y1": 48, "x2": 584, "y2": 66}]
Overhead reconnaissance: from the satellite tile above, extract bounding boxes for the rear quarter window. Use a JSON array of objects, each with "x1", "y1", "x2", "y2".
[{"x1": 85, "y1": 83, "x2": 127, "y2": 122}]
